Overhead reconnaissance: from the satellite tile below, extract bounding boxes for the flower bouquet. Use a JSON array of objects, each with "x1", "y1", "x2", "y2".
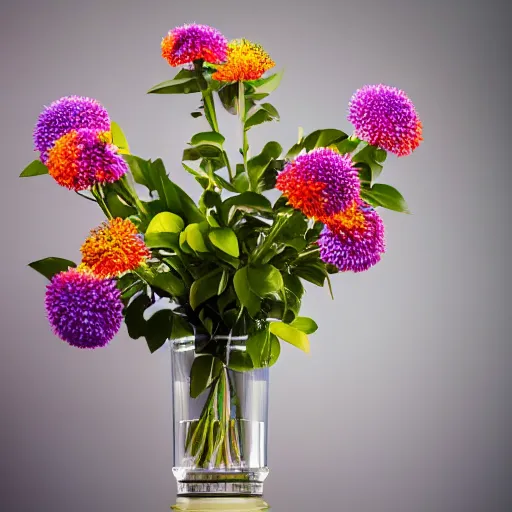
[{"x1": 21, "y1": 23, "x2": 422, "y2": 496}]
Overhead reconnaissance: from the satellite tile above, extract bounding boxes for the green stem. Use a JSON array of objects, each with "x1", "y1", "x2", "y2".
[
  {"x1": 117, "y1": 175, "x2": 150, "y2": 219},
  {"x1": 91, "y1": 185, "x2": 112, "y2": 220},
  {"x1": 238, "y1": 81, "x2": 249, "y2": 177},
  {"x1": 250, "y1": 211, "x2": 292, "y2": 264},
  {"x1": 193, "y1": 60, "x2": 233, "y2": 182},
  {"x1": 296, "y1": 247, "x2": 321, "y2": 260}
]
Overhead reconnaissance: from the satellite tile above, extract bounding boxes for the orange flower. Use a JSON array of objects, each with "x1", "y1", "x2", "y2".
[
  {"x1": 212, "y1": 39, "x2": 275, "y2": 82},
  {"x1": 322, "y1": 200, "x2": 366, "y2": 234},
  {"x1": 80, "y1": 218, "x2": 150, "y2": 278}
]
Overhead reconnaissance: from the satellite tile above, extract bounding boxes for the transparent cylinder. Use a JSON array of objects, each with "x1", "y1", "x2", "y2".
[{"x1": 171, "y1": 336, "x2": 269, "y2": 497}]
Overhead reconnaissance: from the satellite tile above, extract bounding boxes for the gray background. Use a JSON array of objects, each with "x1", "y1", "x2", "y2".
[{"x1": 1, "y1": 0, "x2": 511, "y2": 511}]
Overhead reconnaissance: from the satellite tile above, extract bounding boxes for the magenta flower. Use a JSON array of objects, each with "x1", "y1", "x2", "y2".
[
  {"x1": 348, "y1": 84, "x2": 423, "y2": 157},
  {"x1": 161, "y1": 24, "x2": 228, "y2": 67},
  {"x1": 276, "y1": 148, "x2": 360, "y2": 220},
  {"x1": 45, "y1": 269, "x2": 123, "y2": 349},
  {"x1": 46, "y1": 128, "x2": 127, "y2": 191},
  {"x1": 319, "y1": 202, "x2": 385, "y2": 272},
  {"x1": 34, "y1": 96, "x2": 110, "y2": 162}
]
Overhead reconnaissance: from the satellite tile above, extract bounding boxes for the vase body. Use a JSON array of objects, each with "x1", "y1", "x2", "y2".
[{"x1": 171, "y1": 335, "x2": 269, "y2": 497}]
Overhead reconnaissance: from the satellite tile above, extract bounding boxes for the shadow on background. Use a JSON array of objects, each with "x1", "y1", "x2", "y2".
[{"x1": 172, "y1": 497, "x2": 270, "y2": 511}]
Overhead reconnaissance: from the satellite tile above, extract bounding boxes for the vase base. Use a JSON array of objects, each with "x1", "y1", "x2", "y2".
[
  {"x1": 172, "y1": 497, "x2": 269, "y2": 510},
  {"x1": 173, "y1": 467, "x2": 269, "y2": 497}
]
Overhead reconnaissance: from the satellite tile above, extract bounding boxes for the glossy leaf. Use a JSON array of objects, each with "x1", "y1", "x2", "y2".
[
  {"x1": 146, "y1": 211, "x2": 184, "y2": 234},
  {"x1": 145, "y1": 310, "x2": 173, "y2": 353},
  {"x1": 247, "y1": 264, "x2": 283, "y2": 297},
  {"x1": 110, "y1": 121, "x2": 130, "y2": 154},
  {"x1": 190, "y1": 269, "x2": 223, "y2": 310},
  {"x1": 227, "y1": 351, "x2": 254, "y2": 372},
  {"x1": 125, "y1": 293, "x2": 152, "y2": 339},
  {"x1": 245, "y1": 103, "x2": 280, "y2": 130},
  {"x1": 246, "y1": 329, "x2": 280, "y2": 368},
  {"x1": 246, "y1": 69, "x2": 284, "y2": 96},
  {"x1": 28, "y1": 257, "x2": 76, "y2": 280},
  {"x1": 290, "y1": 316, "x2": 318, "y2": 334},
  {"x1": 361, "y1": 184, "x2": 410, "y2": 213},
  {"x1": 190, "y1": 355, "x2": 223, "y2": 398},
  {"x1": 185, "y1": 223, "x2": 209, "y2": 252},
  {"x1": 147, "y1": 70, "x2": 200, "y2": 95},
  {"x1": 233, "y1": 267, "x2": 261, "y2": 317},
  {"x1": 150, "y1": 271, "x2": 186, "y2": 297},
  {"x1": 208, "y1": 228, "x2": 239, "y2": 257},
  {"x1": 20, "y1": 160, "x2": 48, "y2": 178},
  {"x1": 269, "y1": 321, "x2": 310, "y2": 353},
  {"x1": 303, "y1": 129, "x2": 348, "y2": 151},
  {"x1": 144, "y1": 232, "x2": 179, "y2": 250},
  {"x1": 353, "y1": 144, "x2": 387, "y2": 183},
  {"x1": 221, "y1": 192, "x2": 272, "y2": 224},
  {"x1": 247, "y1": 141, "x2": 282, "y2": 191}
]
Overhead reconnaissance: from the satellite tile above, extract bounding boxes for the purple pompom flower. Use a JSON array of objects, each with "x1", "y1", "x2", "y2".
[
  {"x1": 45, "y1": 268, "x2": 123, "y2": 349},
  {"x1": 348, "y1": 84, "x2": 423, "y2": 157},
  {"x1": 46, "y1": 128, "x2": 127, "y2": 191},
  {"x1": 319, "y1": 201, "x2": 386, "y2": 272},
  {"x1": 161, "y1": 23, "x2": 228, "y2": 67},
  {"x1": 34, "y1": 96, "x2": 110, "y2": 162},
  {"x1": 276, "y1": 148, "x2": 360, "y2": 220}
]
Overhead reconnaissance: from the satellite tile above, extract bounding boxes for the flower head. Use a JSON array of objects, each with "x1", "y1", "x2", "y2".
[
  {"x1": 319, "y1": 201, "x2": 385, "y2": 272},
  {"x1": 161, "y1": 23, "x2": 228, "y2": 67},
  {"x1": 276, "y1": 148, "x2": 360, "y2": 219},
  {"x1": 348, "y1": 84, "x2": 422, "y2": 157},
  {"x1": 45, "y1": 268, "x2": 123, "y2": 349},
  {"x1": 212, "y1": 38, "x2": 275, "y2": 82},
  {"x1": 80, "y1": 218, "x2": 150, "y2": 278},
  {"x1": 46, "y1": 128, "x2": 127, "y2": 191},
  {"x1": 34, "y1": 96, "x2": 110, "y2": 162}
]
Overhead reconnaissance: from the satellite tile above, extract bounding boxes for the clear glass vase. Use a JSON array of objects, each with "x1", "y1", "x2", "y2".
[{"x1": 171, "y1": 335, "x2": 270, "y2": 497}]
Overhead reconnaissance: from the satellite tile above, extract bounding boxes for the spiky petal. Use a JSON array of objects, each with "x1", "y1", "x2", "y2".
[
  {"x1": 45, "y1": 269, "x2": 123, "y2": 349},
  {"x1": 348, "y1": 84, "x2": 422, "y2": 157},
  {"x1": 319, "y1": 201, "x2": 385, "y2": 272},
  {"x1": 161, "y1": 23, "x2": 228, "y2": 67},
  {"x1": 34, "y1": 96, "x2": 110, "y2": 162},
  {"x1": 46, "y1": 129, "x2": 127, "y2": 191},
  {"x1": 212, "y1": 39, "x2": 275, "y2": 82},
  {"x1": 276, "y1": 148, "x2": 360, "y2": 219},
  {"x1": 80, "y1": 218, "x2": 151, "y2": 278}
]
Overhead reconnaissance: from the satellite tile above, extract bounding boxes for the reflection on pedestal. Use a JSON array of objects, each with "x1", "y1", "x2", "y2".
[{"x1": 172, "y1": 496, "x2": 270, "y2": 511}]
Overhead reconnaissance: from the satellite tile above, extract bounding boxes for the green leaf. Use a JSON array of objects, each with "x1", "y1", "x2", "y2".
[
  {"x1": 103, "y1": 189, "x2": 136, "y2": 219},
  {"x1": 190, "y1": 355, "x2": 224, "y2": 398},
  {"x1": 125, "y1": 293, "x2": 152, "y2": 339},
  {"x1": 190, "y1": 268, "x2": 223, "y2": 310},
  {"x1": 335, "y1": 137, "x2": 360, "y2": 154},
  {"x1": 145, "y1": 310, "x2": 172, "y2": 353},
  {"x1": 147, "y1": 72, "x2": 200, "y2": 94},
  {"x1": 246, "y1": 69, "x2": 284, "y2": 97},
  {"x1": 150, "y1": 271, "x2": 186, "y2": 297},
  {"x1": 245, "y1": 103, "x2": 280, "y2": 130},
  {"x1": 218, "y1": 82, "x2": 239, "y2": 115},
  {"x1": 144, "y1": 232, "x2": 179, "y2": 250},
  {"x1": 290, "y1": 316, "x2": 318, "y2": 334},
  {"x1": 146, "y1": 212, "x2": 184, "y2": 234},
  {"x1": 361, "y1": 184, "x2": 410, "y2": 213},
  {"x1": 353, "y1": 144, "x2": 387, "y2": 183},
  {"x1": 185, "y1": 223, "x2": 209, "y2": 252},
  {"x1": 269, "y1": 321, "x2": 310, "y2": 353},
  {"x1": 208, "y1": 228, "x2": 239, "y2": 257},
  {"x1": 221, "y1": 192, "x2": 272, "y2": 224},
  {"x1": 247, "y1": 141, "x2": 282, "y2": 191},
  {"x1": 233, "y1": 267, "x2": 261, "y2": 318},
  {"x1": 190, "y1": 131, "x2": 225, "y2": 149},
  {"x1": 303, "y1": 129, "x2": 348, "y2": 151},
  {"x1": 217, "y1": 269, "x2": 229, "y2": 295},
  {"x1": 28, "y1": 257, "x2": 76, "y2": 280},
  {"x1": 20, "y1": 160, "x2": 48, "y2": 177},
  {"x1": 171, "y1": 315, "x2": 194, "y2": 340},
  {"x1": 246, "y1": 329, "x2": 281, "y2": 368},
  {"x1": 227, "y1": 351, "x2": 254, "y2": 372},
  {"x1": 247, "y1": 264, "x2": 283, "y2": 297},
  {"x1": 294, "y1": 262, "x2": 327, "y2": 287},
  {"x1": 110, "y1": 121, "x2": 130, "y2": 154}
]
